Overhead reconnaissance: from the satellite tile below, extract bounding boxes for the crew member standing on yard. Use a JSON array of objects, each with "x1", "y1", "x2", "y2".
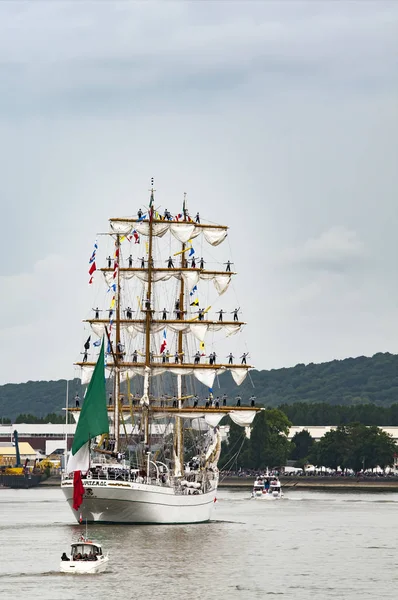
[
  {"x1": 227, "y1": 353, "x2": 234, "y2": 364},
  {"x1": 75, "y1": 393, "x2": 80, "y2": 408},
  {"x1": 231, "y1": 308, "x2": 240, "y2": 322},
  {"x1": 137, "y1": 208, "x2": 143, "y2": 219},
  {"x1": 128, "y1": 255, "x2": 133, "y2": 268},
  {"x1": 240, "y1": 352, "x2": 248, "y2": 365},
  {"x1": 195, "y1": 212, "x2": 200, "y2": 223},
  {"x1": 107, "y1": 256, "x2": 112, "y2": 268},
  {"x1": 167, "y1": 256, "x2": 174, "y2": 268},
  {"x1": 93, "y1": 307, "x2": 100, "y2": 319},
  {"x1": 224, "y1": 260, "x2": 233, "y2": 272},
  {"x1": 217, "y1": 309, "x2": 225, "y2": 322},
  {"x1": 162, "y1": 308, "x2": 169, "y2": 320}
]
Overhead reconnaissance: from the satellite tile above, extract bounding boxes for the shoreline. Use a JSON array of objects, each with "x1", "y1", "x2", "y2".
[
  {"x1": 218, "y1": 476, "x2": 398, "y2": 492},
  {"x1": 4, "y1": 475, "x2": 398, "y2": 492}
]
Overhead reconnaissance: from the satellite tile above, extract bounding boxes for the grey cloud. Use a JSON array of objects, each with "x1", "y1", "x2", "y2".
[
  {"x1": 0, "y1": 2, "x2": 397, "y2": 117},
  {"x1": 0, "y1": 2, "x2": 397, "y2": 382},
  {"x1": 281, "y1": 227, "x2": 366, "y2": 272}
]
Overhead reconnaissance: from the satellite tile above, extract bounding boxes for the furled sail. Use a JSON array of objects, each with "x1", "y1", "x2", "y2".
[{"x1": 109, "y1": 219, "x2": 228, "y2": 247}]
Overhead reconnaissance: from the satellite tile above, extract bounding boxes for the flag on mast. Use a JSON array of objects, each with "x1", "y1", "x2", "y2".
[
  {"x1": 160, "y1": 329, "x2": 167, "y2": 354},
  {"x1": 67, "y1": 338, "x2": 109, "y2": 476}
]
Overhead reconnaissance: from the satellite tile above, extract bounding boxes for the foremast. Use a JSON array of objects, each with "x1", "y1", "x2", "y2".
[{"x1": 114, "y1": 233, "x2": 122, "y2": 452}]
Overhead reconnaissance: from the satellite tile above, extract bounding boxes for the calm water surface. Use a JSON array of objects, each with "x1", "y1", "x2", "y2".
[{"x1": 0, "y1": 487, "x2": 397, "y2": 600}]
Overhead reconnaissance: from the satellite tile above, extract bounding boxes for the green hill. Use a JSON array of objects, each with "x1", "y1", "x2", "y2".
[
  {"x1": 0, "y1": 352, "x2": 398, "y2": 421},
  {"x1": 215, "y1": 352, "x2": 398, "y2": 407}
]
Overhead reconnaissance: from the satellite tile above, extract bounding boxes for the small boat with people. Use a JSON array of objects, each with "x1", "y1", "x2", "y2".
[
  {"x1": 251, "y1": 474, "x2": 284, "y2": 499},
  {"x1": 60, "y1": 534, "x2": 109, "y2": 574}
]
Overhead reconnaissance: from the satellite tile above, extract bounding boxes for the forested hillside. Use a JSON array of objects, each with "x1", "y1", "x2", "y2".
[
  {"x1": 0, "y1": 352, "x2": 398, "y2": 421},
  {"x1": 216, "y1": 352, "x2": 398, "y2": 407}
]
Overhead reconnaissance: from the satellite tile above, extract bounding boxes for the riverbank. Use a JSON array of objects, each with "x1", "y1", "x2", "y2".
[
  {"x1": 32, "y1": 475, "x2": 398, "y2": 492},
  {"x1": 219, "y1": 476, "x2": 398, "y2": 491}
]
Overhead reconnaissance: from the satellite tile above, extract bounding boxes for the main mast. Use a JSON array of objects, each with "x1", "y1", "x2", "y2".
[
  {"x1": 174, "y1": 194, "x2": 188, "y2": 477},
  {"x1": 143, "y1": 181, "x2": 155, "y2": 451}
]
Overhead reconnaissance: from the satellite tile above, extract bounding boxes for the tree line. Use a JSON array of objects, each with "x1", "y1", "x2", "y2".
[
  {"x1": 220, "y1": 410, "x2": 398, "y2": 472},
  {"x1": 278, "y1": 402, "x2": 398, "y2": 426}
]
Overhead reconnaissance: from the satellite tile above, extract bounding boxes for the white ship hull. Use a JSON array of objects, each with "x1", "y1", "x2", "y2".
[
  {"x1": 60, "y1": 556, "x2": 109, "y2": 574},
  {"x1": 61, "y1": 478, "x2": 218, "y2": 524},
  {"x1": 252, "y1": 490, "x2": 284, "y2": 499}
]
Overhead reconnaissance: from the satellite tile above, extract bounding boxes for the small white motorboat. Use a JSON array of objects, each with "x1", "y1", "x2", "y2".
[
  {"x1": 251, "y1": 475, "x2": 284, "y2": 499},
  {"x1": 60, "y1": 534, "x2": 109, "y2": 574}
]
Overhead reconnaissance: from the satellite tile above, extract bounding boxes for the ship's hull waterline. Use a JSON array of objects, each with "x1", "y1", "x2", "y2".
[{"x1": 61, "y1": 479, "x2": 218, "y2": 524}]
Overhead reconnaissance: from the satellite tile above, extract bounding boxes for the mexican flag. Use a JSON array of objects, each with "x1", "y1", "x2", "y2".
[{"x1": 67, "y1": 338, "x2": 109, "y2": 474}]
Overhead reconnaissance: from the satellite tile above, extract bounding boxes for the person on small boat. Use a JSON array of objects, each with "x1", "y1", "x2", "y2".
[{"x1": 61, "y1": 552, "x2": 70, "y2": 561}]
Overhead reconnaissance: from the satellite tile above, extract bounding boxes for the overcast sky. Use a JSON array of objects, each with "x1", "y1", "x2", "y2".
[{"x1": 0, "y1": 1, "x2": 397, "y2": 385}]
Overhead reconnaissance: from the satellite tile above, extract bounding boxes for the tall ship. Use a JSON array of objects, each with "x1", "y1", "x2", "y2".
[{"x1": 61, "y1": 182, "x2": 259, "y2": 524}]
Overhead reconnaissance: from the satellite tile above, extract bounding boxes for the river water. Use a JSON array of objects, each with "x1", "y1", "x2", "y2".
[{"x1": 0, "y1": 487, "x2": 397, "y2": 600}]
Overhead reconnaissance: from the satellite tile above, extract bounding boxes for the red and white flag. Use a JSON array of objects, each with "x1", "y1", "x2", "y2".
[{"x1": 160, "y1": 329, "x2": 167, "y2": 354}]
